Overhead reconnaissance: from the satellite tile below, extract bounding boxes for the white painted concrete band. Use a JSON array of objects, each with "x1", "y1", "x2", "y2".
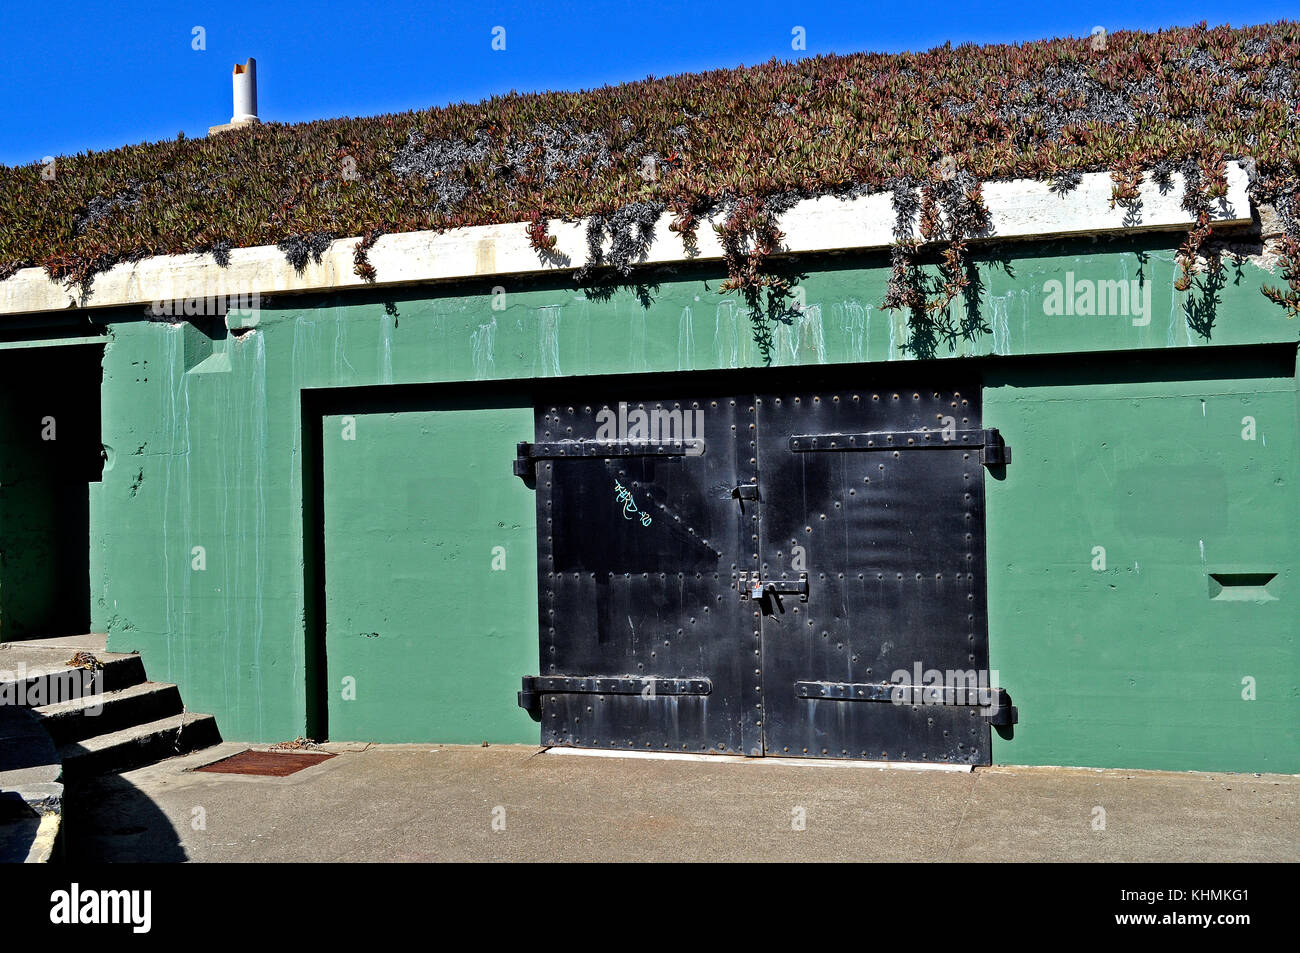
[{"x1": 0, "y1": 162, "x2": 1252, "y2": 317}]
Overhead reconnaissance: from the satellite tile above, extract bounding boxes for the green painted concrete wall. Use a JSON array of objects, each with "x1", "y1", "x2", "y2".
[
  {"x1": 59, "y1": 233, "x2": 1299, "y2": 771},
  {"x1": 321, "y1": 403, "x2": 537, "y2": 743},
  {"x1": 985, "y1": 365, "x2": 1298, "y2": 772}
]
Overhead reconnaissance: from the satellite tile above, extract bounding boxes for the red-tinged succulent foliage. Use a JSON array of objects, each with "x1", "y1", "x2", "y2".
[
  {"x1": 2, "y1": 21, "x2": 1299, "y2": 342},
  {"x1": 352, "y1": 228, "x2": 385, "y2": 283},
  {"x1": 525, "y1": 211, "x2": 556, "y2": 253},
  {"x1": 1262, "y1": 236, "x2": 1300, "y2": 317}
]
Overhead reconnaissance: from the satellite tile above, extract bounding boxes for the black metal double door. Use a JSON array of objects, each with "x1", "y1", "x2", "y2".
[{"x1": 519, "y1": 385, "x2": 1000, "y2": 765}]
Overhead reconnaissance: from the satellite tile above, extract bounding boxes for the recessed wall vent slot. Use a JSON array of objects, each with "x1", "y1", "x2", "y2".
[{"x1": 1208, "y1": 572, "x2": 1278, "y2": 602}]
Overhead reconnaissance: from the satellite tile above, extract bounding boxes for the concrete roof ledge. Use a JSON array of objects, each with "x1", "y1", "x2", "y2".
[{"x1": 0, "y1": 161, "x2": 1253, "y2": 318}]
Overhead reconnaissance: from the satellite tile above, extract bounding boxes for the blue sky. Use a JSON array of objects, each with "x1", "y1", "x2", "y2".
[{"x1": 1, "y1": 0, "x2": 1294, "y2": 166}]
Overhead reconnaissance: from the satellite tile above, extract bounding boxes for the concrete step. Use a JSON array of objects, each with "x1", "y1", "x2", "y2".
[
  {"x1": 36, "y1": 681, "x2": 184, "y2": 746},
  {"x1": 58, "y1": 713, "x2": 223, "y2": 781},
  {"x1": 0, "y1": 652, "x2": 147, "y2": 705}
]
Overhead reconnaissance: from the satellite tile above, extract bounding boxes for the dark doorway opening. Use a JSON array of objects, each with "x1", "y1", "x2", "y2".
[{"x1": 0, "y1": 345, "x2": 103, "y2": 640}]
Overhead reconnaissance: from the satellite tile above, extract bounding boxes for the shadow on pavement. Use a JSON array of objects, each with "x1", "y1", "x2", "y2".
[{"x1": 61, "y1": 773, "x2": 187, "y2": 862}]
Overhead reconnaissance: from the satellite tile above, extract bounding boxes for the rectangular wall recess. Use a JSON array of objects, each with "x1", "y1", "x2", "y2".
[{"x1": 1207, "y1": 572, "x2": 1279, "y2": 602}]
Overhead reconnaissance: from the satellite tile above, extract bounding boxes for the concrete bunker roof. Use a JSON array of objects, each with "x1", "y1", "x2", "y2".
[{"x1": 0, "y1": 20, "x2": 1295, "y2": 316}]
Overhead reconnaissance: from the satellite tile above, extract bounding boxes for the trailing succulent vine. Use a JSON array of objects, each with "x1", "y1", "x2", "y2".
[
  {"x1": 1253, "y1": 166, "x2": 1300, "y2": 317},
  {"x1": 4, "y1": 22, "x2": 1300, "y2": 336},
  {"x1": 711, "y1": 194, "x2": 803, "y2": 363},
  {"x1": 352, "y1": 228, "x2": 385, "y2": 282},
  {"x1": 880, "y1": 168, "x2": 993, "y2": 356},
  {"x1": 574, "y1": 201, "x2": 663, "y2": 281}
]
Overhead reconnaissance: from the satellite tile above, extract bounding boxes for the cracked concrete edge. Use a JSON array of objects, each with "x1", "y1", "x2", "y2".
[
  {"x1": 23, "y1": 812, "x2": 61, "y2": 863},
  {"x1": 0, "y1": 162, "x2": 1253, "y2": 317},
  {"x1": 1, "y1": 757, "x2": 64, "y2": 864},
  {"x1": 0, "y1": 698, "x2": 64, "y2": 862},
  {"x1": 1, "y1": 776, "x2": 64, "y2": 864},
  {"x1": 11, "y1": 781, "x2": 64, "y2": 814}
]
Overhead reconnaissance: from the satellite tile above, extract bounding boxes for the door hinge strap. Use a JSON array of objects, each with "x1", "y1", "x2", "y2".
[
  {"x1": 787, "y1": 428, "x2": 1011, "y2": 468},
  {"x1": 514, "y1": 439, "x2": 705, "y2": 478},
  {"x1": 794, "y1": 681, "x2": 1018, "y2": 725},
  {"x1": 981, "y1": 428, "x2": 1012, "y2": 468},
  {"x1": 517, "y1": 670, "x2": 712, "y2": 712}
]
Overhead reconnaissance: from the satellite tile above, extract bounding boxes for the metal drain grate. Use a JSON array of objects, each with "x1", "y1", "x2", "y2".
[{"x1": 195, "y1": 750, "x2": 335, "y2": 776}]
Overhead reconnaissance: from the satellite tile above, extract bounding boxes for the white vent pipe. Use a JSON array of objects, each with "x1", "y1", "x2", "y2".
[{"x1": 231, "y1": 59, "x2": 258, "y2": 124}]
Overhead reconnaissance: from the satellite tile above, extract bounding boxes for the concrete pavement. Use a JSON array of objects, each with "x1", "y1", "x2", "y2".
[{"x1": 59, "y1": 743, "x2": 1298, "y2": 862}]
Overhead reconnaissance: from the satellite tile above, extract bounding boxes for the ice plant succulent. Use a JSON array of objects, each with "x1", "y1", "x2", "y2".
[{"x1": 1, "y1": 21, "x2": 1298, "y2": 338}]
